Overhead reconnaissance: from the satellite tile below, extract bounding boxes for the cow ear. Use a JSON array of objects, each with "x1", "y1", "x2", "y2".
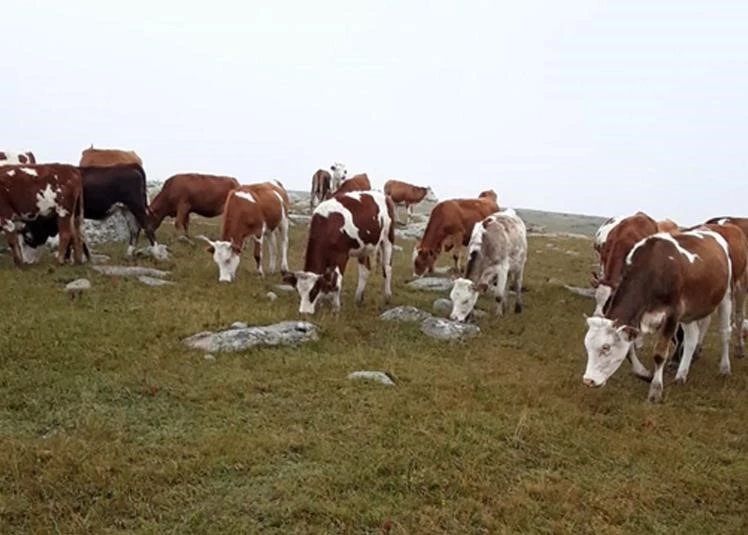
[
  {"x1": 616, "y1": 325, "x2": 638, "y2": 342},
  {"x1": 205, "y1": 245, "x2": 215, "y2": 254},
  {"x1": 281, "y1": 271, "x2": 298, "y2": 288},
  {"x1": 476, "y1": 282, "x2": 489, "y2": 293},
  {"x1": 231, "y1": 243, "x2": 242, "y2": 255}
]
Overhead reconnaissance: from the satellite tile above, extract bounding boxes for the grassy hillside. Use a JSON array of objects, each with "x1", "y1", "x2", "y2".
[{"x1": 0, "y1": 215, "x2": 746, "y2": 534}]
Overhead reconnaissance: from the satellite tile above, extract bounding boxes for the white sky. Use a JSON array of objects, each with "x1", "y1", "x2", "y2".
[{"x1": 3, "y1": 0, "x2": 747, "y2": 225}]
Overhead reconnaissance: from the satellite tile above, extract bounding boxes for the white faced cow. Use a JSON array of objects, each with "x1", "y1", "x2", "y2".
[
  {"x1": 282, "y1": 190, "x2": 395, "y2": 314},
  {"x1": 449, "y1": 208, "x2": 528, "y2": 322},
  {"x1": 583, "y1": 230, "x2": 734, "y2": 403}
]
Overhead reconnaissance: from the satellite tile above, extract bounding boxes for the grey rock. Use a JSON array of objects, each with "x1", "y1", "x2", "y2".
[
  {"x1": 90, "y1": 253, "x2": 110, "y2": 264},
  {"x1": 65, "y1": 278, "x2": 91, "y2": 292},
  {"x1": 138, "y1": 275, "x2": 175, "y2": 286},
  {"x1": 83, "y1": 211, "x2": 131, "y2": 245},
  {"x1": 379, "y1": 306, "x2": 433, "y2": 322},
  {"x1": 432, "y1": 298, "x2": 453, "y2": 315},
  {"x1": 274, "y1": 284, "x2": 296, "y2": 293},
  {"x1": 393, "y1": 244, "x2": 403, "y2": 252},
  {"x1": 348, "y1": 371, "x2": 396, "y2": 386},
  {"x1": 230, "y1": 321, "x2": 248, "y2": 329},
  {"x1": 288, "y1": 213, "x2": 312, "y2": 226},
  {"x1": 406, "y1": 277, "x2": 454, "y2": 292},
  {"x1": 266, "y1": 291, "x2": 278, "y2": 301},
  {"x1": 93, "y1": 265, "x2": 170, "y2": 278},
  {"x1": 182, "y1": 321, "x2": 319, "y2": 352},
  {"x1": 395, "y1": 223, "x2": 426, "y2": 241},
  {"x1": 204, "y1": 353, "x2": 216, "y2": 361},
  {"x1": 420, "y1": 316, "x2": 480, "y2": 341}
]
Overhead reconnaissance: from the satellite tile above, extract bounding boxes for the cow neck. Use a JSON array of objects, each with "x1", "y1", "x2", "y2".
[
  {"x1": 604, "y1": 267, "x2": 651, "y2": 329},
  {"x1": 302, "y1": 233, "x2": 333, "y2": 274}
]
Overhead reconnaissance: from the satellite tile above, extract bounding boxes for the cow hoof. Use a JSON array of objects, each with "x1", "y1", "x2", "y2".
[
  {"x1": 674, "y1": 375, "x2": 687, "y2": 385},
  {"x1": 647, "y1": 383, "x2": 663, "y2": 403},
  {"x1": 719, "y1": 366, "x2": 732, "y2": 377}
]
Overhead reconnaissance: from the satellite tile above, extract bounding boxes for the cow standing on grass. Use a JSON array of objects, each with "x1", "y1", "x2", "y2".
[
  {"x1": 583, "y1": 230, "x2": 734, "y2": 403},
  {"x1": 0, "y1": 164, "x2": 85, "y2": 266},
  {"x1": 148, "y1": 173, "x2": 240, "y2": 239},
  {"x1": 282, "y1": 190, "x2": 395, "y2": 315},
  {"x1": 412, "y1": 190, "x2": 499, "y2": 277},
  {"x1": 383, "y1": 179, "x2": 437, "y2": 223},
  {"x1": 310, "y1": 163, "x2": 347, "y2": 209},
  {"x1": 449, "y1": 209, "x2": 528, "y2": 322},
  {"x1": 199, "y1": 180, "x2": 289, "y2": 282}
]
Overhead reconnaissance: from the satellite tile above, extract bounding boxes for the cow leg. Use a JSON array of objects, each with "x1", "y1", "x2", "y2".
[
  {"x1": 5, "y1": 232, "x2": 24, "y2": 268},
  {"x1": 68, "y1": 213, "x2": 84, "y2": 265},
  {"x1": 253, "y1": 235, "x2": 264, "y2": 277},
  {"x1": 56, "y1": 215, "x2": 74, "y2": 266},
  {"x1": 673, "y1": 321, "x2": 701, "y2": 384},
  {"x1": 648, "y1": 317, "x2": 679, "y2": 402},
  {"x1": 174, "y1": 202, "x2": 190, "y2": 238},
  {"x1": 627, "y1": 344, "x2": 652, "y2": 381},
  {"x1": 732, "y1": 284, "x2": 745, "y2": 358},
  {"x1": 694, "y1": 315, "x2": 712, "y2": 361},
  {"x1": 355, "y1": 256, "x2": 371, "y2": 306},
  {"x1": 717, "y1": 289, "x2": 733, "y2": 376},
  {"x1": 493, "y1": 263, "x2": 510, "y2": 316},
  {"x1": 513, "y1": 265, "x2": 525, "y2": 314},
  {"x1": 266, "y1": 229, "x2": 277, "y2": 274},
  {"x1": 380, "y1": 239, "x2": 394, "y2": 304},
  {"x1": 279, "y1": 208, "x2": 289, "y2": 273}
]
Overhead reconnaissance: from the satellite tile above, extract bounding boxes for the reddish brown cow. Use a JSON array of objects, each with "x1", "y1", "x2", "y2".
[
  {"x1": 310, "y1": 163, "x2": 347, "y2": 209},
  {"x1": 0, "y1": 151, "x2": 37, "y2": 166},
  {"x1": 705, "y1": 216, "x2": 748, "y2": 239},
  {"x1": 383, "y1": 179, "x2": 436, "y2": 222},
  {"x1": 328, "y1": 173, "x2": 372, "y2": 198},
  {"x1": 199, "y1": 180, "x2": 289, "y2": 282},
  {"x1": 0, "y1": 164, "x2": 85, "y2": 266},
  {"x1": 583, "y1": 229, "x2": 734, "y2": 402},
  {"x1": 79, "y1": 145, "x2": 142, "y2": 167},
  {"x1": 590, "y1": 211, "x2": 659, "y2": 315},
  {"x1": 412, "y1": 189, "x2": 499, "y2": 276},
  {"x1": 148, "y1": 173, "x2": 240, "y2": 238},
  {"x1": 656, "y1": 218, "x2": 680, "y2": 233},
  {"x1": 282, "y1": 190, "x2": 395, "y2": 314}
]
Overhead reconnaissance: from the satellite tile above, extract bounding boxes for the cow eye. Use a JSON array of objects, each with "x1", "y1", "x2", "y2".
[{"x1": 601, "y1": 344, "x2": 611, "y2": 353}]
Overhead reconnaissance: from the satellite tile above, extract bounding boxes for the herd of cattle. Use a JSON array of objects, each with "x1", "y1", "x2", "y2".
[{"x1": 2, "y1": 147, "x2": 748, "y2": 402}]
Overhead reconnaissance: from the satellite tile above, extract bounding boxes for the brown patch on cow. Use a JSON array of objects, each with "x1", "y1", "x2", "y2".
[
  {"x1": 333, "y1": 173, "x2": 372, "y2": 197},
  {"x1": 79, "y1": 146, "x2": 143, "y2": 167},
  {"x1": 597, "y1": 211, "x2": 658, "y2": 290},
  {"x1": 0, "y1": 152, "x2": 6, "y2": 161},
  {"x1": 311, "y1": 169, "x2": 332, "y2": 207}
]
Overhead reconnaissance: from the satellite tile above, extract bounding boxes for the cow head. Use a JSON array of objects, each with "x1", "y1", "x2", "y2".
[
  {"x1": 198, "y1": 235, "x2": 241, "y2": 282},
  {"x1": 282, "y1": 266, "x2": 342, "y2": 314},
  {"x1": 412, "y1": 246, "x2": 437, "y2": 277},
  {"x1": 424, "y1": 186, "x2": 438, "y2": 203},
  {"x1": 330, "y1": 162, "x2": 347, "y2": 189},
  {"x1": 449, "y1": 277, "x2": 488, "y2": 321},
  {"x1": 583, "y1": 316, "x2": 638, "y2": 387}
]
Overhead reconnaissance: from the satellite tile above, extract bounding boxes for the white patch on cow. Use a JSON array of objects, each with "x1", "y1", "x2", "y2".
[
  {"x1": 35, "y1": 184, "x2": 59, "y2": 215},
  {"x1": 449, "y1": 278, "x2": 480, "y2": 321},
  {"x1": 640, "y1": 310, "x2": 666, "y2": 334},
  {"x1": 626, "y1": 232, "x2": 699, "y2": 266},
  {"x1": 235, "y1": 191, "x2": 255, "y2": 203},
  {"x1": 6, "y1": 169, "x2": 15, "y2": 176},
  {"x1": 716, "y1": 218, "x2": 729, "y2": 225},
  {"x1": 272, "y1": 191, "x2": 284, "y2": 206},
  {"x1": 594, "y1": 216, "x2": 623, "y2": 248},
  {"x1": 20, "y1": 167, "x2": 38, "y2": 176},
  {"x1": 583, "y1": 316, "x2": 635, "y2": 387},
  {"x1": 2, "y1": 219, "x2": 15, "y2": 233}
]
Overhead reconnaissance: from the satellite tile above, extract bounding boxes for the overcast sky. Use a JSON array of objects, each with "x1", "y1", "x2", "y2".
[{"x1": 3, "y1": 1, "x2": 747, "y2": 225}]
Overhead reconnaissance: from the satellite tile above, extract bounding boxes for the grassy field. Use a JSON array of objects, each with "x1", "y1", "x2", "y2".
[{"x1": 0, "y1": 215, "x2": 746, "y2": 534}]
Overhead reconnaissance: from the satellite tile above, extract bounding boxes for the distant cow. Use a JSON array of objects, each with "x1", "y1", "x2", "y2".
[
  {"x1": 79, "y1": 145, "x2": 143, "y2": 167},
  {"x1": 449, "y1": 209, "x2": 528, "y2": 322},
  {"x1": 0, "y1": 151, "x2": 37, "y2": 166},
  {"x1": 148, "y1": 173, "x2": 240, "y2": 239},
  {"x1": 329, "y1": 173, "x2": 372, "y2": 198},
  {"x1": 583, "y1": 229, "x2": 735, "y2": 403},
  {"x1": 282, "y1": 190, "x2": 395, "y2": 314},
  {"x1": 383, "y1": 179, "x2": 437, "y2": 222},
  {"x1": 199, "y1": 180, "x2": 289, "y2": 282},
  {"x1": 310, "y1": 163, "x2": 347, "y2": 209},
  {"x1": 412, "y1": 189, "x2": 499, "y2": 276},
  {"x1": 0, "y1": 164, "x2": 85, "y2": 266}
]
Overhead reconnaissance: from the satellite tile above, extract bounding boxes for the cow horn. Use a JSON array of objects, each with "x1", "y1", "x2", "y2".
[{"x1": 196, "y1": 235, "x2": 215, "y2": 246}]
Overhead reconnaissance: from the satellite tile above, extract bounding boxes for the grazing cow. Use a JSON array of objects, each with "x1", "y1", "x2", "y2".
[
  {"x1": 18, "y1": 163, "x2": 162, "y2": 262},
  {"x1": 449, "y1": 209, "x2": 528, "y2": 322},
  {"x1": 583, "y1": 230, "x2": 734, "y2": 403},
  {"x1": 0, "y1": 151, "x2": 37, "y2": 166},
  {"x1": 590, "y1": 211, "x2": 659, "y2": 316},
  {"x1": 329, "y1": 173, "x2": 372, "y2": 198},
  {"x1": 593, "y1": 216, "x2": 623, "y2": 254},
  {"x1": 281, "y1": 191, "x2": 395, "y2": 314},
  {"x1": 310, "y1": 163, "x2": 347, "y2": 209},
  {"x1": 0, "y1": 164, "x2": 85, "y2": 266},
  {"x1": 148, "y1": 173, "x2": 240, "y2": 238},
  {"x1": 199, "y1": 180, "x2": 289, "y2": 282},
  {"x1": 79, "y1": 145, "x2": 143, "y2": 167},
  {"x1": 412, "y1": 190, "x2": 499, "y2": 276},
  {"x1": 705, "y1": 216, "x2": 748, "y2": 240},
  {"x1": 383, "y1": 179, "x2": 437, "y2": 222}
]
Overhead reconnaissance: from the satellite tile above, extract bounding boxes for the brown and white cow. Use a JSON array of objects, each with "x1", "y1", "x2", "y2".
[
  {"x1": 412, "y1": 189, "x2": 499, "y2": 277},
  {"x1": 282, "y1": 190, "x2": 395, "y2": 314},
  {"x1": 383, "y1": 179, "x2": 437, "y2": 222},
  {"x1": 583, "y1": 229, "x2": 734, "y2": 402},
  {"x1": 705, "y1": 216, "x2": 748, "y2": 240},
  {"x1": 449, "y1": 208, "x2": 528, "y2": 322},
  {"x1": 329, "y1": 173, "x2": 372, "y2": 198},
  {"x1": 0, "y1": 151, "x2": 37, "y2": 166},
  {"x1": 0, "y1": 164, "x2": 85, "y2": 266},
  {"x1": 148, "y1": 173, "x2": 240, "y2": 239},
  {"x1": 79, "y1": 145, "x2": 143, "y2": 167},
  {"x1": 310, "y1": 163, "x2": 347, "y2": 209},
  {"x1": 199, "y1": 180, "x2": 289, "y2": 282}
]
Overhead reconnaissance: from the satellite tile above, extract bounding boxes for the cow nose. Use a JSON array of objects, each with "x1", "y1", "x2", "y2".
[{"x1": 583, "y1": 377, "x2": 596, "y2": 388}]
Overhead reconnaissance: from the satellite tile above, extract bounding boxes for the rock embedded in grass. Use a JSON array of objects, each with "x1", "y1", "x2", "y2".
[
  {"x1": 65, "y1": 278, "x2": 91, "y2": 292},
  {"x1": 420, "y1": 316, "x2": 480, "y2": 341},
  {"x1": 379, "y1": 306, "x2": 433, "y2": 322},
  {"x1": 406, "y1": 277, "x2": 454, "y2": 292},
  {"x1": 182, "y1": 321, "x2": 319, "y2": 352},
  {"x1": 138, "y1": 275, "x2": 175, "y2": 287},
  {"x1": 348, "y1": 371, "x2": 396, "y2": 386},
  {"x1": 93, "y1": 265, "x2": 171, "y2": 278}
]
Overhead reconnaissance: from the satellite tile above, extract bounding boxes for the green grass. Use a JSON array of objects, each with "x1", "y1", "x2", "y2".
[{"x1": 0, "y1": 218, "x2": 746, "y2": 534}]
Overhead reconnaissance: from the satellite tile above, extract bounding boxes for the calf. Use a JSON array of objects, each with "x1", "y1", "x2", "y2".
[
  {"x1": 383, "y1": 179, "x2": 437, "y2": 222},
  {"x1": 281, "y1": 190, "x2": 395, "y2": 314},
  {"x1": 449, "y1": 209, "x2": 528, "y2": 322},
  {"x1": 412, "y1": 189, "x2": 499, "y2": 276},
  {"x1": 329, "y1": 173, "x2": 372, "y2": 198},
  {"x1": 79, "y1": 145, "x2": 142, "y2": 167},
  {"x1": 583, "y1": 230, "x2": 734, "y2": 403},
  {"x1": 0, "y1": 164, "x2": 85, "y2": 266},
  {"x1": 199, "y1": 180, "x2": 289, "y2": 282},
  {"x1": 148, "y1": 173, "x2": 240, "y2": 239},
  {"x1": 18, "y1": 163, "x2": 162, "y2": 261},
  {"x1": 0, "y1": 150, "x2": 36, "y2": 166},
  {"x1": 310, "y1": 163, "x2": 347, "y2": 209}
]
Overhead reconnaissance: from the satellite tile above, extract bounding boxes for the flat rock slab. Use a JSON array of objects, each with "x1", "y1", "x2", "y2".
[
  {"x1": 65, "y1": 278, "x2": 91, "y2": 292},
  {"x1": 93, "y1": 265, "x2": 171, "y2": 278},
  {"x1": 406, "y1": 277, "x2": 454, "y2": 292},
  {"x1": 432, "y1": 298, "x2": 487, "y2": 318},
  {"x1": 288, "y1": 213, "x2": 312, "y2": 225},
  {"x1": 348, "y1": 371, "x2": 396, "y2": 386},
  {"x1": 420, "y1": 316, "x2": 480, "y2": 341},
  {"x1": 547, "y1": 278, "x2": 595, "y2": 298},
  {"x1": 138, "y1": 275, "x2": 175, "y2": 286},
  {"x1": 380, "y1": 306, "x2": 433, "y2": 322},
  {"x1": 182, "y1": 321, "x2": 319, "y2": 353},
  {"x1": 274, "y1": 284, "x2": 296, "y2": 293}
]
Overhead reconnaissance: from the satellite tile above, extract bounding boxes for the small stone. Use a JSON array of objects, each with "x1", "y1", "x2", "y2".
[
  {"x1": 348, "y1": 371, "x2": 396, "y2": 386},
  {"x1": 204, "y1": 354, "x2": 216, "y2": 361},
  {"x1": 65, "y1": 278, "x2": 91, "y2": 292},
  {"x1": 137, "y1": 275, "x2": 175, "y2": 286},
  {"x1": 274, "y1": 284, "x2": 296, "y2": 293},
  {"x1": 380, "y1": 306, "x2": 433, "y2": 322},
  {"x1": 406, "y1": 277, "x2": 454, "y2": 292},
  {"x1": 420, "y1": 316, "x2": 480, "y2": 341},
  {"x1": 230, "y1": 321, "x2": 248, "y2": 329},
  {"x1": 266, "y1": 291, "x2": 278, "y2": 301}
]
